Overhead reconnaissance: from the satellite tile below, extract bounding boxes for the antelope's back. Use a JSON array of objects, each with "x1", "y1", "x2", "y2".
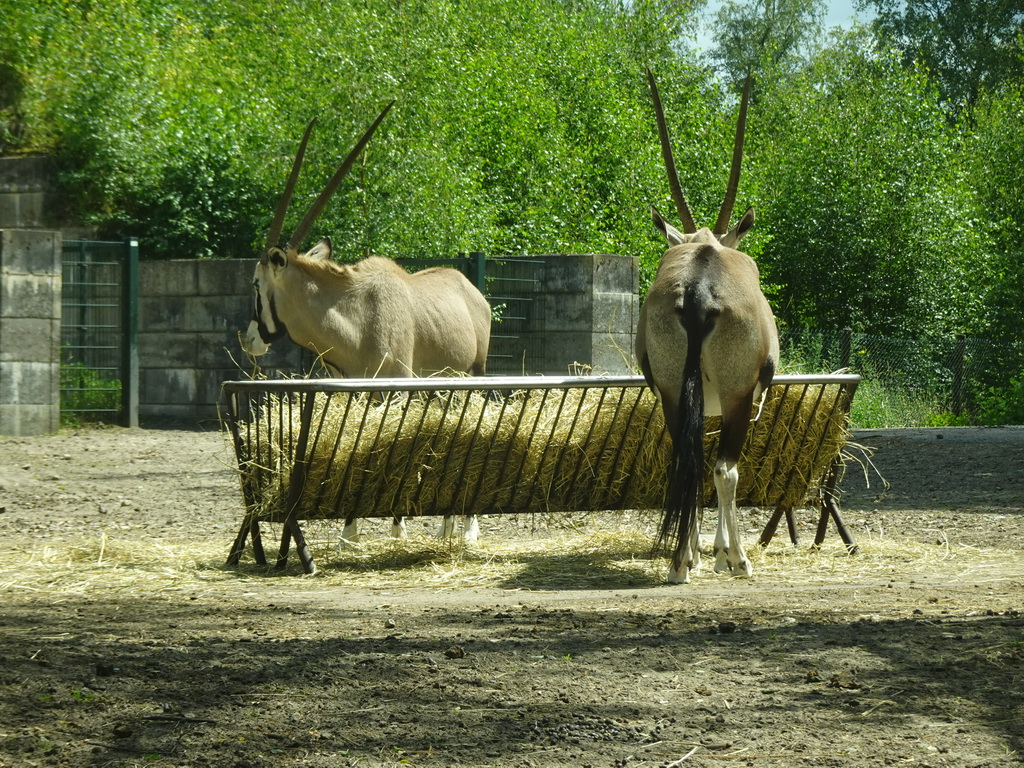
[{"x1": 409, "y1": 266, "x2": 491, "y2": 375}]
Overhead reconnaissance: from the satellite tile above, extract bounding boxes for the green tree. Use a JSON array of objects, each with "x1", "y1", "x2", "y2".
[
  {"x1": 860, "y1": 0, "x2": 1024, "y2": 114},
  {"x1": 706, "y1": 0, "x2": 826, "y2": 84},
  {"x1": 748, "y1": 31, "x2": 984, "y2": 337},
  {"x1": 965, "y1": 74, "x2": 1024, "y2": 341}
]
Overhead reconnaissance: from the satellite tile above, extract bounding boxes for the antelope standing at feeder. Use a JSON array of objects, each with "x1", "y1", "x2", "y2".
[
  {"x1": 241, "y1": 102, "x2": 490, "y2": 543},
  {"x1": 637, "y1": 71, "x2": 779, "y2": 583}
]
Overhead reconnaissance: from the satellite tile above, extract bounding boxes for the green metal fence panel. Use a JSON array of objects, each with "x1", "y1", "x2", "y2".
[
  {"x1": 779, "y1": 326, "x2": 1024, "y2": 427},
  {"x1": 60, "y1": 238, "x2": 138, "y2": 425},
  {"x1": 363, "y1": 253, "x2": 546, "y2": 375}
]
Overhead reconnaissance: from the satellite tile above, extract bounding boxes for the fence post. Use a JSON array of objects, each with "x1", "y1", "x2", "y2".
[
  {"x1": 469, "y1": 251, "x2": 486, "y2": 295},
  {"x1": 952, "y1": 333, "x2": 967, "y2": 417},
  {"x1": 120, "y1": 237, "x2": 139, "y2": 427},
  {"x1": 840, "y1": 327, "x2": 852, "y2": 370}
]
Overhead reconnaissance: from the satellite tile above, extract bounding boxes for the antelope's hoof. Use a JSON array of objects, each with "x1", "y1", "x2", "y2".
[{"x1": 667, "y1": 564, "x2": 691, "y2": 584}]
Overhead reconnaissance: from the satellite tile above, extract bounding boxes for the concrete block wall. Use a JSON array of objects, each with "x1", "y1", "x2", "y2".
[
  {"x1": 0, "y1": 157, "x2": 94, "y2": 237},
  {"x1": 0, "y1": 229, "x2": 62, "y2": 435},
  {"x1": 138, "y1": 258, "x2": 303, "y2": 424},
  {"x1": 532, "y1": 253, "x2": 639, "y2": 375}
]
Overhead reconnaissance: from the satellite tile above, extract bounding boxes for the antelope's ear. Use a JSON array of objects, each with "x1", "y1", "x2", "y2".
[
  {"x1": 651, "y1": 205, "x2": 686, "y2": 247},
  {"x1": 722, "y1": 207, "x2": 755, "y2": 248},
  {"x1": 305, "y1": 237, "x2": 333, "y2": 261}
]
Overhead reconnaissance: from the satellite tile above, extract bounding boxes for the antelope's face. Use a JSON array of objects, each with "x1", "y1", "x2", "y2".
[{"x1": 241, "y1": 249, "x2": 289, "y2": 357}]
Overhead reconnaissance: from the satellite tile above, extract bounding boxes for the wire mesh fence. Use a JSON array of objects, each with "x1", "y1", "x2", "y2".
[{"x1": 779, "y1": 326, "x2": 1024, "y2": 427}]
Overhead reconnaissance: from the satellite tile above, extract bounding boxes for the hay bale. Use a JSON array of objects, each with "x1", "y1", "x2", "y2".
[{"x1": 233, "y1": 380, "x2": 850, "y2": 523}]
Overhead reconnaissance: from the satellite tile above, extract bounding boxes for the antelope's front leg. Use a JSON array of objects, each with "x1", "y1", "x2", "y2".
[
  {"x1": 339, "y1": 518, "x2": 361, "y2": 549},
  {"x1": 713, "y1": 460, "x2": 752, "y2": 577}
]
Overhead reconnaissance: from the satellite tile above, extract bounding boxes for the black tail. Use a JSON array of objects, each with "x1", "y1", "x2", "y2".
[{"x1": 655, "y1": 294, "x2": 714, "y2": 558}]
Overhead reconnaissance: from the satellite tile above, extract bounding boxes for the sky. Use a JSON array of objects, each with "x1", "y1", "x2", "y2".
[
  {"x1": 693, "y1": 0, "x2": 876, "y2": 52},
  {"x1": 821, "y1": 0, "x2": 872, "y2": 28}
]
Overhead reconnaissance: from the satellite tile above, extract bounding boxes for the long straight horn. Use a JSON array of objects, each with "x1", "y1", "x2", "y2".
[
  {"x1": 265, "y1": 118, "x2": 318, "y2": 257},
  {"x1": 646, "y1": 68, "x2": 697, "y2": 234},
  {"x1": 285, "y1": 100, "x2": 396, "y2": 252},
  {"x1": 713, "y1": 73, "x2": 753, "y2": 235}
]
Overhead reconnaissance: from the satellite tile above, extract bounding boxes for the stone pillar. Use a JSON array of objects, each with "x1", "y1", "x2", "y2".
[
  {"x1": 534, "y1": 254, "x2": 639, "y2": 375},
  {"x1": 0, "y1": 229, "x2": 62, "y2": 435}
]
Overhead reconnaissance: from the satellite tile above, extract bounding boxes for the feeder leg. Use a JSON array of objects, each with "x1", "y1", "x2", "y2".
[
  {"x1": 813, "y1": 463, "x2": 859, "y2": 554},
  {"x1": 785, "y1": 508, "x2": 800, "y2": 546},
  {"x1": 250, "y1": 521, "x2": 267, "y2": 566},
  {"x1": 290, "y1": 519, "x2": 316, "y2": 574},
  {"x1": 227, "y1": 518, "x2": 253, "y2": 566},
  {"x1": 277, "y1": 519, "x2": 316, "y2": 574},
  {"x1": 277, "y1": 525, "x2": 291, "y2": 568},
  {"x1": 758, "y1": 507, "x2": 785, "y2": 548},
  {"x1": 824, "y1": 495, "x2": 859, "y2": 555}
]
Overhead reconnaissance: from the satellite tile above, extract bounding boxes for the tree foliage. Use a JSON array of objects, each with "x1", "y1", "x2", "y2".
[
  {"x1": 860, "y1": 0, "x2": 1024, "y2": 114},
  {"x1": 0, "y1": 0, "x2": 734, "y2": 269},
  {"x1": 0, "y1": 0, "x2": 1020, "y2": 350},
  {"x1": 705, "y1": 0, "x2": 826, "y2": 85},
  {"x1": 749, "y1": 31, "x2": 983, "y2": 337}
]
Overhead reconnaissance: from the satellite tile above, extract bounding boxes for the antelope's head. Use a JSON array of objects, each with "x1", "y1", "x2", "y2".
[
  {"x1": 241, "y1": 102, "x2": 394, "y2": 358},
  {"x1": 646, "y1": 69, "x2": 754, "y2": 251}
]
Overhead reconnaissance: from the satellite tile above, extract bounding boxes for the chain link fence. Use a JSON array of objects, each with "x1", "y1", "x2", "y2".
[{"x1": 779, "y1": 327, "x2": 1024, "y2": 428}]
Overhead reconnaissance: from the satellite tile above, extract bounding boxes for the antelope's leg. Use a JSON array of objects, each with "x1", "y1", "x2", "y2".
[
  {"x1": 436, "y1": 515, "x2": 479, "y2": 541},
  {"x1": 436, "y1": 516, "x2": 457, "y2": 539},
  {"x1": 713, "y1": 458, "x2": 751, "y2": 576},
  {"x1": 391, "y1": 516, "x2": 408, "y2": 539},
  {"x1": 339, "y1": 517, "x2": 361, "y2": 548},
  {"x1": 668, "y1": 514, "x2": 702, "y2": 584}
]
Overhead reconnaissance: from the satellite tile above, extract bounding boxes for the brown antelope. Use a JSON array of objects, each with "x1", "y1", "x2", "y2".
[
  {"x1": 638, "y1": 71, "x2": 779, "y2": 583},
  {"x1": 241, "y1": 102, "x2": 491, "y2": 544}
]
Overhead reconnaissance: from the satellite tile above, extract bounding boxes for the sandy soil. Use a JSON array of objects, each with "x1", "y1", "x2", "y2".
[{"x1": 1, "y1": 424, "x2": 1022, "y2": 767}]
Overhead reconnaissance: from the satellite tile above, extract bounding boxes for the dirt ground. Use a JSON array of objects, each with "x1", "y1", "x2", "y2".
[{"x1": 1, "y1": 424, "x2": 1022, "y2": 767}]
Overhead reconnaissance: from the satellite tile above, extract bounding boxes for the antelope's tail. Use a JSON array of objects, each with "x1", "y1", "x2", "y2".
[{"x1": 655, "y1": 297, "x2": 712, "y2": 557}]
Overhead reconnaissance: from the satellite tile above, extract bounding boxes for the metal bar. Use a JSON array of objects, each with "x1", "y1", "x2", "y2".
[
  {"x1": 392, "y1": 392, "x2": 439, "y2": 515},
  {"x1": 524, "y1": 387, "x2": 571, "y2": 510},
  {"x1": 506, "y1": 388, "x2": 551, "y2": 510},
  {"x1": 585, "y1": 386, "x2": 629, "y2": 510},
  {"x1": 121, "y1": 237, "x2": 139, "y2": 427},
  {"x1": 276, "y1": 392, "x2": 318, "y2": 573},
  {"x1": 222, "y1": 373, "x2": 860, "y2": 397},
  {"x1": 465, "y1": 390, "x2": 513, "y2": 513}
]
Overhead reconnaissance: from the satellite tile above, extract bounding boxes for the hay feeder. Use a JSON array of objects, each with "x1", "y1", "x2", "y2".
[{"x1": 221, "y1": 373, "x2": 860, "y2": 574}]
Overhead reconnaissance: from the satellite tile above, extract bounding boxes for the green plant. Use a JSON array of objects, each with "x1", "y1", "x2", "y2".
[
  {"x1": 973, "y1": 374, "x2": 1024, "y2": 425},
  {"x1": 60, "y1": 360, "x2": 121, "y2": 424}
]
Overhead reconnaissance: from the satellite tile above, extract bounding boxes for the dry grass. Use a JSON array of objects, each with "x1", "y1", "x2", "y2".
[{"x1": 2, "y1": 512, "x2": 1019, "y2": 600}]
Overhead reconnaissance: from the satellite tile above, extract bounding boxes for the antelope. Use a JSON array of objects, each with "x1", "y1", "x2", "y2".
[
  {"x1": 637, "y1": 71, "x2": 779, "y2": 584},
  {"x1": 241, "y1": 102, "x2": 491, "y2": 544}
]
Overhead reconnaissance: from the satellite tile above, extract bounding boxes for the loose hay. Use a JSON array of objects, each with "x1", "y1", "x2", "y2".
[
  {"x1": 229, "y1": 378, "x2": 853, "y2": 533},
  {"x1": 4, "y1": 519, "x2": 1021, "y2": 597}
]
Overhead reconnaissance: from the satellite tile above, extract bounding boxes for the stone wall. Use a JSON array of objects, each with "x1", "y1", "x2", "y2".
[
  {"x1": 0, "y1": 229, "x2": 62, "y2": 435},
  {"x1": 0, "y1": 157, "x2": 93, "y2": 237},
  {"x1": 136, "y1": 255, "x2": 639, "y2": 424},
  {"x1": 138, "y1": 259, "x2": 303, "y2": 425},
  {"x1": 533, "y1": 254, "x2": 639, "y2": 375}
]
